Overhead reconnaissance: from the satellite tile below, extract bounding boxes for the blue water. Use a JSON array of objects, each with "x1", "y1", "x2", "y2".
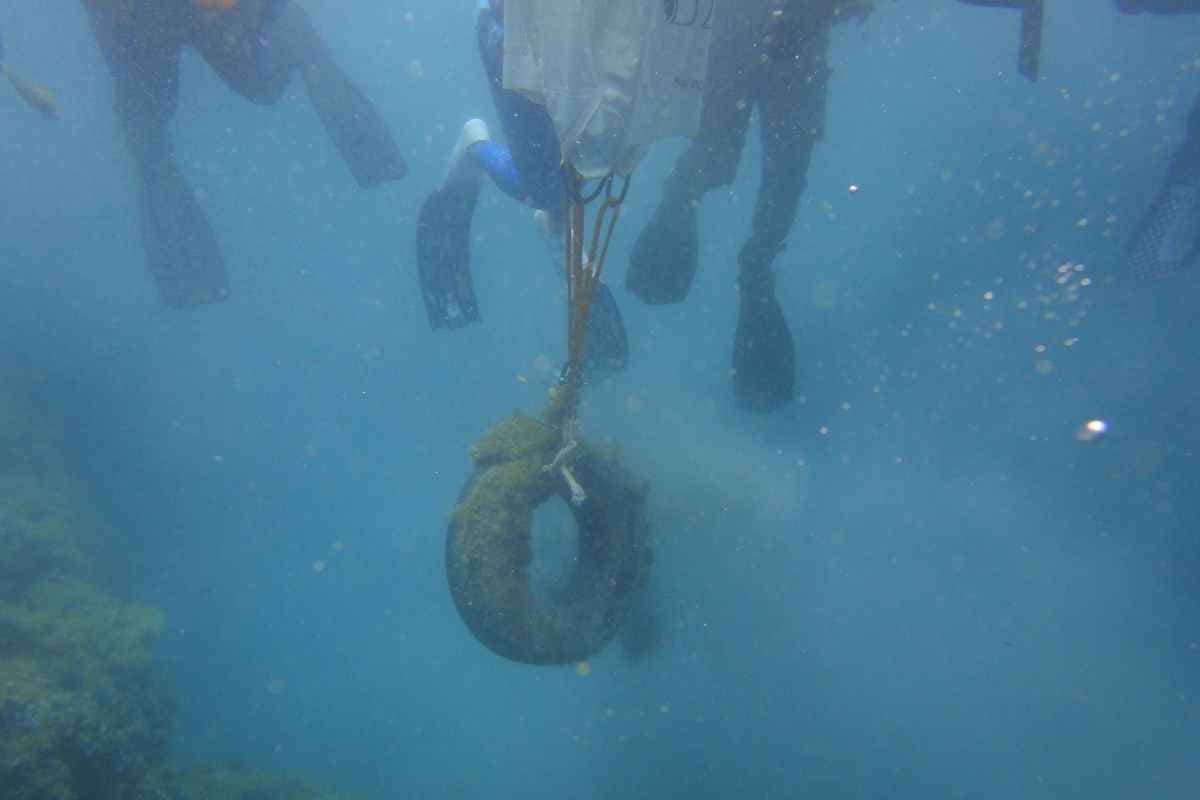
[{"x1": 3, "y1": 3, "x2": 1200, "y2": 798}]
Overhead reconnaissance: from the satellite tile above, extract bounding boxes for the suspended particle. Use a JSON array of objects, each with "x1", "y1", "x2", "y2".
[{"x1": 1074, "y1": 419, "x2": 1109, "y2": 442}]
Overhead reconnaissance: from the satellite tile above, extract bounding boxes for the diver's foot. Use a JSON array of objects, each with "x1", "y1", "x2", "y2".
[
  {"x1": 444, "y1": 118, "x2": 490, "y2": 189},
  {"x1": 625, "y1": 198, "x2": 698, "y2": 305},
  {"x1": 585, "y1": 282, "x2": 629, "y2": 379},
  {"x1": 732, "y1": 268, "x2": 794, "y2": 413}
]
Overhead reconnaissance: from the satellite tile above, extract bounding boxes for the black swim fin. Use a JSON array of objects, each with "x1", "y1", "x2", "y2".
[
  {"x1": 957, "y1": 0, "x2": 1043, "y2": 82},
  {"x1": 1017, "y1": 1, "x2": 1044, "y2": 82},
  {"x1": 417, "y1": 179, "x2": 482, "y2": 329},
  {"x1": 300, "y1": 58, "x2": 407, "y2": 187},
  {"x1": 138, "y1": 164, "x2": 229, "y2": 309},
  {"x1": 584, "y1": 282, "x2": 629, "y2": 378},
  {"x1": 732, "y1": 264, "x2": 794, "y2": 414},
  {"x1": 626, "y1": 199, "x2": 698, "y2": 305}
]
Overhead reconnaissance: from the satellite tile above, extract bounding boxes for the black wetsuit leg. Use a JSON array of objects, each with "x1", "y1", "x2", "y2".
[
  {"x1": 732, "y1": 12, "x2": 835, "y2": 413},
  {"x1": 663, "y1": 25, "x2": 761, "y2": 203},
  {"x1": 744, "y1": 16, "x2": 833, "y2": 269},
  {"x1": 85, "y1": 2, "x2": 228, "y2": 308},
  {"x1": 625, "y1": 18, "x2": 761, "y2": 305}
]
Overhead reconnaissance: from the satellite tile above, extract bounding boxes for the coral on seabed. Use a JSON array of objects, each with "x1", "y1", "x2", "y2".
[
  {"x1": 1, "y1": 365, "x2": 173, "y2": 800},
  {"x1": 1, "y1": 364, "x2": 356, "y2": 800},
  {"x1": 154, "y1": 764, "x2": 363, "y2": 800}
]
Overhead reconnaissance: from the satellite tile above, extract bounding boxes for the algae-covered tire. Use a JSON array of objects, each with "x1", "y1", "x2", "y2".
[{"x1": 445, "y1": 414, "x2": 652, "y2": 665}]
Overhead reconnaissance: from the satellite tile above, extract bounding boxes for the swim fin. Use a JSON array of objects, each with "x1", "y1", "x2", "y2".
[
  {"x1": 1127, "y1": 176, "x2": 1200, "y2": 280},
  {"x1": 137, "y1": 164, "x2": 229, "y2": 309},
  {"x1": 626, "y1": 198, "x2": 698, "y2": 305},
  {"x1": 1017, "y1": 1, "x2": 1043, "y2": 82},
  {"x1": 584, "y1": 282, "x2": 629, "y2": 378},
  {"x1": 732, "y1": 265, "x2": 794, "y2": 413},
  {"x1": 957, "y1": 0, "x2": 1042, "y2": 82},
  {"x1": 417, "y1": 178, "x2": 483, "y2": 329},
  {"x1": 300, "y1": 58, "x2": 407, "y2": 187}
]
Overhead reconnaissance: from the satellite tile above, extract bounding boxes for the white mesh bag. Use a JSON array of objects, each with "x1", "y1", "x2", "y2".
[{"x1": 502, "y1": 0, "x2": 714, "y2": 177}]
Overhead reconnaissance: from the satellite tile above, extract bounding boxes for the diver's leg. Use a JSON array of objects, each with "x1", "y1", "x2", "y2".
[
  {"x1": 85, "y1": 6, "x2": 228, "y2": 308},
  {"x1": 471, "y1": 141, "x2": 534, "y2": 205},
  {"x1": 189, "y1": 0, "x2": 296, "y2": 103},
  {"x1": 195, "y1": 0, "x2": 406, "y2": 186},
  {"x1": 472, "y1": 3, "x2": 627, "y2": 370},
  {"x1": 731, "y1": 24, "x2": 833, "y2": 413},
  {"x1": 477, "y1": 7, "x2": 564, "y2": 217},
  {"x1": 1126, "y1": 92, "x2": 1200, "y2": 278},
  {"x1": 625, "y1": 28, "x2": 758, "y2": 305}
]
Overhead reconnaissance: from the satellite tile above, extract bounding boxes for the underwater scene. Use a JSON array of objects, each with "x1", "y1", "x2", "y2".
[{"x1": 2, "y1": 1, "x2": 1199, "y2": 798}]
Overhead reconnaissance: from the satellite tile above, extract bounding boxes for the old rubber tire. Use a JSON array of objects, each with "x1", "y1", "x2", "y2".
[{"x1": 445, "y1": 414, "x2": 652, "y2": 665}]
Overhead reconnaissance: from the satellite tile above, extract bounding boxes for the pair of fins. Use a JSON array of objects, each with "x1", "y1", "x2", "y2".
[
  {"x1": 416, "y1": 176, "x2": 629, "y2": 376},
  {"x1": 626, "y1": 200, "x2": 794, "y2": 414},
  {"x1": 140, "y1": 49, "x2": 407, "y2": 308}
]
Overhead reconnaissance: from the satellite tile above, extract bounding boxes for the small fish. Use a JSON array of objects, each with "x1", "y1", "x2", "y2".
[{"x1": 3, "y1": 65, "x2": 59, "y2": 121}]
